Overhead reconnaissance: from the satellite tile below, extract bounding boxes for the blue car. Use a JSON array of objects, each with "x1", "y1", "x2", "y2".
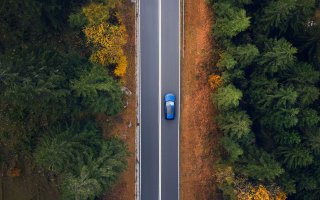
[{"x1": 164, "y1": 93, "x2": 176, "y2": 120}]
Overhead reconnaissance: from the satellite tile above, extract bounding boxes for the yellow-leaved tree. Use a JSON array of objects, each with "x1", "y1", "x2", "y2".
[
  {"x1": 114, "y1": 55, "x2": 128, "y2": 77},
  {"x1": 238, "y1": 184, "x2": 287, "y2": 200},
  {"x1": 82, "y1": 2, "x2": 128, "y2": 77},
  {"x1": 84, "y1": 23, "x2": 127, "y2": 65}
]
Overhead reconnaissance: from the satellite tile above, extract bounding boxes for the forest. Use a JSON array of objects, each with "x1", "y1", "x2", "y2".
[
  {"x1": 0, "y1": 0, "x2": 129, "y2": 199},
  {"x1": 210, "y1": 0, "x2": 320, "y2": 199}
]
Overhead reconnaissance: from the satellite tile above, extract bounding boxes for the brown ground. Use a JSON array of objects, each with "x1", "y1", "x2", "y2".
[
  {"x1": 102, "y1": 0, "x2": 136, "y2": 200},
  {"x1": 180, "y1": 0, "x2": 221, "y2": 199}
]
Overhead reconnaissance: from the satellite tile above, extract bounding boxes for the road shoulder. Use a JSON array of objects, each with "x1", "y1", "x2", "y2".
[{"x1": 180, "y1": 0, "x2": 221, "y2": 199}]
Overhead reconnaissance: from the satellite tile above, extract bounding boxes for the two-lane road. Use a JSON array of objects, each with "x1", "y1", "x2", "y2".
[{"x1": 139, "y1": 0, "x2": 180, "y2": 199}]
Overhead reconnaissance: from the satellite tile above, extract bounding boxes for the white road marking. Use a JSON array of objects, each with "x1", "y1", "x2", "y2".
[
  {"x1": 158, "y1": 0, "x2": 162, "y2": 198},
  {"x1": 178, "y1": 0, "x2": 182, "y2": 199}
]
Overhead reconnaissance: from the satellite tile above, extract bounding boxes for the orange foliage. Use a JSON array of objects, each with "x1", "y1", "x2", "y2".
[
  {"x1": 208, "y1": 74, "x2": 221, "y2": 90},
  {"x1": 254, "y1": 185, "x2": 271, "y2": 200},
  {"x1": 8, "y1": 166, "x2": 21, "y2": 177},
  {"x1": 275, "y1": 192, "x2": 287, "y2": 200},
  {"x1": 114, "y1": 55, "x2": 128, "y2": 77}
]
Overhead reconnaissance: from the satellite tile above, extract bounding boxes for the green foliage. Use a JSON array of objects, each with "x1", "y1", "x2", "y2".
[
  {"x1": 253, "y1": 86, "x2": 298, "y2": 111},
  {"x1": 298, "y1": 109, "x2": 319, "y2": 129},
  {"x1": 236, "y1": 148, "x2": 284, "y2": 181},
  {"x1": 82, "y1": 3, "x2": 112, "y2": 26},
  {"x1": 69, "y1": 11, "x2": 88, "y2": 29},
  {"x1": 299, "y1": 25, "x2": 320, "y2": 65},
  {"x1": 218, "y1": 52, "x2": 237, "y2": 70},
  {"x1": 0, "y1": 48, "x2": 73, "y2": 129},
  {"x1": 257, "y1": 39, "x2": 297, "y2": 74},
  {"x1": 296, "y1": 85, "x2": 319, "y2": 106},
  {"x1": 71, "y1": 66, "x2": 123, "y2": 115},
  {"x1": 34, "y1": 124, "x2": 101, "y2": 173},
  {"x1": 213, "y1": 84, "x2": 243, "y2": 110},
  {"x1": 213, "y1": 2, "x2": 250, "y2": 39},
  {"x1": 220, "y1": 136, "x2": 243, "y2": 162},
  {"x1": 284, "y1": 62, "x2": 319, "y2": 85},
  {"x1": 305, "y1": 128, "x2": 320, "y2": 155},
  {"x1": 228, "y1": 44, "x2": 259, "y2": 67},
  {"x1": 278, "y1": 146, "x2": 314, "y2": 169},
  {"x1": 61, "y1": 137, "x2": 127, "y2": 200},
  {"x1": 259, "y1": 0, "x2": 298, "y2": 33},
  {"x1": 0, "y1": 0, "x2": 129, "y2": 198},
  {"x1": 213, "y1": 0, "x2": 320, "y2": 198},
  {"x1": 62, "y1": 166, "x2": 102, "y2": 200},
  {"x1": 261, "y1": 108, "x2": 300, "y2": 130},
  {"x1": 217, "y1": 111, "x2": 252, "y2": 139},
  {"x1": 274, "y1": 131, "x2": 301, "y2": 146}
]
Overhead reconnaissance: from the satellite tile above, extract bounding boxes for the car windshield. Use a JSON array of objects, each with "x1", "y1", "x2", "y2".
[{"x1": 166, "y1": 101, "x2": 174, "y2": 114}]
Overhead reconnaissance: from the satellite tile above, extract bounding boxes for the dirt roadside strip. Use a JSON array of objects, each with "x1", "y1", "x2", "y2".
[{"x1": 180, "y1": 0, "x2": 221, "y2": 199}]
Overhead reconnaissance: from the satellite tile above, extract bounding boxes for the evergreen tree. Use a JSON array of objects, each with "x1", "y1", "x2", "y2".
[
  {"x1": 61, "y1": 138, "x2": 127, "y2": 200},
  {"x1": 261, "y1": 108, "x2": 299, "y2": 130},
  {"x1": 298, "y1": 109, "x2": 319, "y2": 130},
  {"x1": 278, "y1": 145, "x2": 314, "y2": 169},
  {"x1": 259, "y1": 0, "x2": 298, "y2": 33},
  {"x1": 217, "y1": 110, "x2": 252, "y2": 139},
  {"x1": 217, "y1": 52, "x2": 237, "y2": 71},
  {"x1": 274, "y1": 131, "x2": 301, "y2": 146},
  {"x1": 305, "y1": 128, "x2": 320, "y2": 155},
  {"x1": 34, "y1": 124, "x2": 101, "y2": 173},
  {"x1": 257, "y1": 39, "x2": 297, "y2": 74},
  {"x1": 220, "y1": 136, "x2": 244, "y2": 162},
  {"x1": 214, "y1": 2, "x2": 250, "y2": 39},
  {"x1": 236, "y1": 147, "x2": 284, "y2": 181},
  {"x1": 72, "y1": 66, "x2": 123, "y2": 116},
  {"x1": 213, "y1": 84, "x2": 243, "y2": 110},
  {"x1": 228, "y1": 44, "x2": 259, "y2": 67}
]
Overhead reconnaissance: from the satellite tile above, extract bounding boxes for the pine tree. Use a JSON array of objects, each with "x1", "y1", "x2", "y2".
[
  {"x1": 217, "y1": 110, "x2": 252, "y2": 139},
  {"x1": 228, "y1": 44, "x2": 259, "y2": 67},
  {"x1": 213, "y1": 84, "x2": 243, "y2": 110},
  {"x1": 298, "y1": 109, "x2": 319, "y2": 130},
  {"x1": 220, "y1": 136, "x2": 244, "y2": 162},
  {"x1": 71, "y1": 66, "x2": 123, "y2": 115},
  {"x1": 259, "y1": 0, "x2": 297, "y2": 33},
  {"x1": 257, "y1": 39, "x2": 297, "y2": 74},
  {"x1": 236, "y1": 147, "x2": 284, "y2": 181},
  {"x1": 217, "y1": 52, "x2": 237, "y2": 71},
  {"x1": 214, "y1": 2, "x2": 250, "y2": 39},
  {"x1": 261, "y1": 108, "x2": 299, "y2": 130},
  {"x1": 34, "y1": 124, "x2": 101, "y2": 173},
  {"x1": 61, "y1": 138, "x2": 127, "y2": 199},
  {"x1": 278, "y1": 145, "x2": 314, "y2": 169},
  {"x1": 305, "y1": 128, "x2": 320, "y2": 155}
]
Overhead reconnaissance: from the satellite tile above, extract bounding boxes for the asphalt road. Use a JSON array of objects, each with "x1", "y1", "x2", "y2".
[
  {"x1": 140, "y1": 0, "x2": 159, "y2": 199},
  {"x1": 140, "y1": 0, "x2": 179, "y2": 199},
  {"x1": 160, "y1": 0, "x2": 180, "y2": 199}
]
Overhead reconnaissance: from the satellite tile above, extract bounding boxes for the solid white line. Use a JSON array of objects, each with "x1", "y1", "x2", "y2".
[
  {"x1": 158, "y1": 0, "x2": 162, "y2": 198},
  {"x1": 178, "y1": 0, "x2": 182, "y2": 198}
]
